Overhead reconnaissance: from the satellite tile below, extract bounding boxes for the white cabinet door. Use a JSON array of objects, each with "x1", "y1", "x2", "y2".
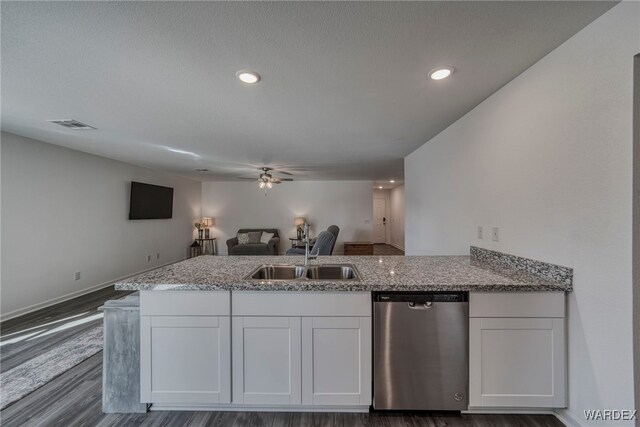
[
  {"x1": 302, "y1": 317, "x2": 371, "y2": 406},
  {"x1": 469, "y1": 317, "x2": 566, "y2": 408},
  {"x1": 140, "y1": 316, "x2": 231, "y2": 404},
  {"x1": 233, "y1": 316, "x2": 302, "y2": 405}
]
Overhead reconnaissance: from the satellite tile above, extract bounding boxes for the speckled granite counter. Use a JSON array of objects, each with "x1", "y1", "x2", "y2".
[{"x1": 115, "y1": 253, "x2": 571, "y2": 292}]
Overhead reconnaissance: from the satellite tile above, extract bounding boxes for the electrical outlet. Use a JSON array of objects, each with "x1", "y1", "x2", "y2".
[
  {"x1": 156, "y1": 253, "x2": 160, "y2": 259},
  {"x1": 477, "y1": 226, "x2": 484, "y2": 239},
  {"x1": 74, "y1": 271, "x2": 81, "y2": 281},
  {"x1": 492, "y1": 227, "x2": 499, "y2": 242},
  {"x1": 147, "y1": 255, "x2": 151, "y2": 262}
]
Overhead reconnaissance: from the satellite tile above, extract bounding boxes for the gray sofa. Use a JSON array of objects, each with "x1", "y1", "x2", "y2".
[{"x1": 226, "y1": 228, "x2": 280, "y2": 255}]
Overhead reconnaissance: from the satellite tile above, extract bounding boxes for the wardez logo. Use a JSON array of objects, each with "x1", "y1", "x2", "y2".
[{"x1": 584, "y1": 409, "x2": 637, "y2": 421}]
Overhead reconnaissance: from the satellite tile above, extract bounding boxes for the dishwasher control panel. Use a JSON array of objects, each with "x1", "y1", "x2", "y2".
[{"x1": 374, "y1": 291, "x2": 468, "y2": 303}]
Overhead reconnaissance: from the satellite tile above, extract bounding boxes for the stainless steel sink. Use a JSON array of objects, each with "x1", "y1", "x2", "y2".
[
  {"x1": 246, "y1": 264, "x2": 361, "y2": 281},
  {"x1": 305, "y1": 265, "x2": 360, "y2": 280},
  {"x1": 248, "y1": 264, "x2": 306, "y2": 280}
]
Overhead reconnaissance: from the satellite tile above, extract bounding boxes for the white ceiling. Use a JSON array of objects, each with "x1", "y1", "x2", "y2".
[{"x1": 1, "y1": 1, "x2": 615, "y2": 182}]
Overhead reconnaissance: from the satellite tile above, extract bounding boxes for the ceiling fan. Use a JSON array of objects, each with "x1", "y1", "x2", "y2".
[{"x1": 237, "y1": 167, "x2": 294, "y2": 191}]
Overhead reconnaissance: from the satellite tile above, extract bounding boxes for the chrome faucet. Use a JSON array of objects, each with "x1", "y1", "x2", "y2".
[{"x1": 303, "y1": 223, "x2": 316, "y2": 266}]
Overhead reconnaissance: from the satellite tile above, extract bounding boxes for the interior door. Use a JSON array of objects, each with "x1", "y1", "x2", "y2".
[{"x1": 373, "y1": 198, "x2": 386, "y2": 243}]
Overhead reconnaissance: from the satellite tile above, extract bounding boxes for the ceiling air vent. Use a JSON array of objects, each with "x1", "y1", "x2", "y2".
[{"x1": 47, "y1": 119, "x2": 96, "y2": 130}]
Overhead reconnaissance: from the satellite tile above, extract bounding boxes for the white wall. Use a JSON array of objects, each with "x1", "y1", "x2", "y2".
[
  {"x1": 389, "y1": 185, "x2": 404, "y2": 250},
  {"x1": 1, "y1": 132, "x2": 202, "y2": 319},
  {"x1": 406, "y1": 3, "x2": 638, "y2": 426},
  {"x1": 202, "y1": 181, "x2": 372, "y2": 255}
]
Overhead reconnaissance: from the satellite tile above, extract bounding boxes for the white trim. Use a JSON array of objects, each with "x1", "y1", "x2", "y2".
[
  {"x1": 0, "y1": 258, "x2": 186, "y2": 322},
  {"x1": 554, "y1": 409, "x2": 587, "y2": 427},
  {"x1": 464, "y1": 408, "x2": 555, "y2": 415},
  {"x1": 150, "y1": 404, "x2": 370, "y2": 413}
]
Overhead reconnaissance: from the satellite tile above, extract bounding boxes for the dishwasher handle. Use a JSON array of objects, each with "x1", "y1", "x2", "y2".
[{"x1": 408, "y1": 301, "x2": 433, "y2": 309}]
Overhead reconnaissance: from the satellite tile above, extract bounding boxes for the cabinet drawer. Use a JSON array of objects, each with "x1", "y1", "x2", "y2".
[
  {"x1": 470, "y1": 292, "x2": 565, "y2": 318},
  {"x1": 232, "y1": 292, "x2": 371, "y2": 317},
  {"x1": 140, "y1": 291, "x2": 230, "y2": 316}
]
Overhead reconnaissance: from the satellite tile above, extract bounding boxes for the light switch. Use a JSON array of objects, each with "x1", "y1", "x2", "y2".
[
  {"x1": 477, "y1": 226, "x2": 484, "y2": 239},
  {"x1": 492, "y1": 227, "x2": 499, "y2": 242}
]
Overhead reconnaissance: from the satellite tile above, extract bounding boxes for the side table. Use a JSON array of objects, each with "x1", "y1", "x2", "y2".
[{"x1": 197, "y1": 238, "x2": 217, "y2": 255}]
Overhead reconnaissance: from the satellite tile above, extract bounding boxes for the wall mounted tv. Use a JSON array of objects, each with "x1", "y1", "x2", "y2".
[{"x1": 129, "y1": 181, "x2": 174, "y2": 220}]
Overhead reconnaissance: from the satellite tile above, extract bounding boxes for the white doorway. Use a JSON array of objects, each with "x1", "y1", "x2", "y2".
[{"x1": 373, "y1": 198, "x2": 386, "y2": 243}]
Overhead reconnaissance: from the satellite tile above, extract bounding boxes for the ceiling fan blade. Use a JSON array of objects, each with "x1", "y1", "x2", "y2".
[
  {"x1": 237, "y1": 177, "x2": 258, "y2": 180},
  {"x1": 275, "y1": 177, "x2": 294, "y2": 181},
  {"x1": 277, "y1": 170, "x2": 294, "y2": 176}
]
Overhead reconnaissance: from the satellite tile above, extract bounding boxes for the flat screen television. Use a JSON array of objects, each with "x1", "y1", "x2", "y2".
[{"x1": 129, "y1": 181, "x2": 174, "y2": 220}]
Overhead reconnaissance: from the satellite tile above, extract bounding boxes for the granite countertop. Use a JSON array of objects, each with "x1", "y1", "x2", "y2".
[{"x1": 115, "y1": 254, "x2": 571, "y2": 292}]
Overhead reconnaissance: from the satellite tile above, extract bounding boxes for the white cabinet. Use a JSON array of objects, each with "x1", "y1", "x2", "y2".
[
  {"x1": 140, "y1": 315, "x2": 231, "y2": 404},
  {"x1": 139, "y1": 291, "x2": 231, "y2": 405},
  {"x1": 232, "y1": 316, "x2": 302, "y2": 405},
  {"x1": 469, "y1": 292, "x2": 566, "y2": 409},
  {"x1": 140, "y1": 291, "x2": 371, "y2": 410},
  {"x1": 231, "y1": 291, "x2": 372, "y2": 409},
  {"x1": 302, "y1": 317, "x2": 371, "y2": 406}
]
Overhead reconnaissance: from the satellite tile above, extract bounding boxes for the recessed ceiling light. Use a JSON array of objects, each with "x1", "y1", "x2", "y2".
[
  {"x1": 429, "y1": 67, "x2": 454, "y2": 80},
  {"x1": 390, "y1": 180, "x2": 395, "y2": 183},
  {"x1": 378, "y1": 186, "x2": 383, "y2": 189},
  {"x1": 236, "y1": 70, "x2": 261, "y2": 84}
]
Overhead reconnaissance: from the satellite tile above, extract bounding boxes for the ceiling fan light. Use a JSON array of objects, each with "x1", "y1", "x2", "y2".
[
  {"x1": 259, "y1": 181, "x2": 265, "y2": 189},
  {"x1": 267, "y1": 181, "x2": 273, "y2": 189}
]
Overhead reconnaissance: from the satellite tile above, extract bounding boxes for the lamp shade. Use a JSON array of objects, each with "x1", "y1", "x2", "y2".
[
  {"x1": 294, "y1": 217, "x2": 306, "y2": 226},
  {"x1": 202, "y1": 217, "x2": 215, "y2": 227}
]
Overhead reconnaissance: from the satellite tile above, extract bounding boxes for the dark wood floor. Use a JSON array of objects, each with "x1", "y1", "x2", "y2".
[
  {"x1": 373, "y1": 244, "x2": 404, "y2": 256},
  {"x1": 0, "y1": 286, "x2": 564, "y2": 427},
  {"x1": 0, "y1": 285, "x2": 131, "y2": 373}
]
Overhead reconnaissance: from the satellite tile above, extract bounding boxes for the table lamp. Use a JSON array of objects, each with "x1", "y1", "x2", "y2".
[
  {"x1": 203, "y1": 217, "x2": 215, "y2": 238},
  {"x1": 294, "y1": 217, "x2": 306, "y2": 240}
]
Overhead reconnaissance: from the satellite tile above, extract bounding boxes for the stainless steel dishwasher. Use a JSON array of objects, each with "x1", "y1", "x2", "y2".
[{"x1": 373, "y1": 292, "x2": 469, "y2": 410}]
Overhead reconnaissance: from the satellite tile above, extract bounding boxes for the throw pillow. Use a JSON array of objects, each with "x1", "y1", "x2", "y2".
[
  {"x1": 248, "y1": 231, "x2": 262, "y2": 244},
  {"x1": 237, "y1": 233, "x2": 250, "y2": 245},
  {"x1": 260, "y1": 232, "x2": 275, "y2": 244}
]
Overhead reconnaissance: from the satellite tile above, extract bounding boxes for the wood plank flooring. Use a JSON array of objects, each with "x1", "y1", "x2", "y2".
[
  {"x1": 1, "y1": 286, "x2": 131, "y2": 373},
  {"x1": 373, "y1": 244, "x2": 404, "y2": 256},
  {"x1": 0, "y1": 286, "x2": 564, "y2": 427}
]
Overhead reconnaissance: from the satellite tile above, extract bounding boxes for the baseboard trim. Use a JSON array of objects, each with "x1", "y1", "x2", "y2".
[
  {"x1": 464, "y1": 408, "x2": 555, "y2": 415},
  {"x1": 150, "y1": 404, "x2": 369, "y2": 413},
  {"x1": 554, "y1": 409, "x2": 587, "y2": 427},
  {"x1": 1, "y1": 258, "x2": 186, "y2": 322}
]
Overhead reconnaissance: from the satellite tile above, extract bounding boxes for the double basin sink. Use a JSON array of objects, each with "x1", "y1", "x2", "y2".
[{"x1": 245, "y1": 264, "x2": 361, "y2": 281}]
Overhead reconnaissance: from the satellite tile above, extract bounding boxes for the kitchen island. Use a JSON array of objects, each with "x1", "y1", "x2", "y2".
[
  {"x1": 115, "y1": 247, "x2": 571, "y2": 412},
  {"x1": 116, "y1": 249, "x2": 572, "y2": 293}
]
